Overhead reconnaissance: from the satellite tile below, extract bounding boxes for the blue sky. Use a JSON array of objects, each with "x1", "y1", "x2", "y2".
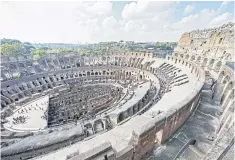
[
  {"x1": 173, "y1": 1, "x2": 234, "y2": 21},
  {"x1": 112, "y1": 1, "x2": 234, "y2": 22},
  {"x1": 0, "y1": 1, "x2": 234, "y2": 43}
]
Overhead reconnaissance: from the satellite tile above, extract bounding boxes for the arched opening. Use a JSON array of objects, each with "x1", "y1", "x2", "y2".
[
  {"x1": 185, "y1": 54, "x2": 189, "y2": 59},
  {"x1": 202, "y1": 58, "x2": 208, "y2": 67},
  {"x1": 191, "y1": 56, "x2": 195, "y2": 61},
  {"x1": 155, "y1": 129, "x2": 163, "y2": 144},
  {"x1": 118, "y1": 112, "x2": 126, "y2": 123},
  {"x1": 225, "y1": 53, "x2": 231, "y2": 60},
  {"x1": 189, "y1": 139, "x2": 197, "y2": 145},
  {"x1": 196, "y1": 56, "x2": 201, "y2": 63},
  {"x1": 127, "y1": 108, "x2": 133, "y2": 116},
  {"x1": 133, "y1": 105, "x2": 139, "y2": 114},
  {"x1": 222, "y1": 90, "x2": 234, "y2": 109},
  {"x1": 219, "y1": 38, "x2": 223, "y2": 44},
  {"x1": 223, "y1": 75, "x2": 230, "y2": 84},
  {"x1": 217, "y1": 71, "x2": 225, "y2": 83},
  {"x1": 93, "y1": 120, "x2": 104, "y2": 133},
  {"x1": 214, "y1": 61, "x2": 222, "y2": 72},
  {"x1": 190, "y1": 40, "x2": 194, "y2": 45},
  {"x1": 221, "y1": 82, "x2": 233, "y2": 105},
  {"x1": 208, "y1": 59, "x2": 215, "y2": 70}
]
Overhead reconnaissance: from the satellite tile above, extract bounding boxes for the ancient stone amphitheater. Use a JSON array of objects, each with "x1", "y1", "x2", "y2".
[{"x1": 1, "y1": 22, "x2": 234, "y2": 160}]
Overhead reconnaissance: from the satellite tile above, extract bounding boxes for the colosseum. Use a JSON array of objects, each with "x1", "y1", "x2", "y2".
[{"x1": 1, "y1": 22, "x2": 234, "y2": 160}]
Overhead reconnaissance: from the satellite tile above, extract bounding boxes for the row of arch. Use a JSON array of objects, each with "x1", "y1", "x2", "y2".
[
  {"x1": 1, "y1": 67, "x2": 147, "y2": 108},
  {"x1": 174, "y1": 53, "x2": 224, "y2": 73},
  {"x1": 216, "y1": 68, "x2": 234, "y2": 106},
  {"x1": 166, "y1": 56, "x2": 203, "y2": 80},
  {"x1": 118, "y1": 91, "x2": 150, "y2": 123}
]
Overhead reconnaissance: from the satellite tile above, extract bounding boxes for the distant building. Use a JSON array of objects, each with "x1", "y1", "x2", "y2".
[{"x1": 124, "y1": 41, "x2": 135, "y2": 45}]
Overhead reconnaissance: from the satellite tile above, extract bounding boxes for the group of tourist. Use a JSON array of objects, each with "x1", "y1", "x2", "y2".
[{"x1": 12, "y1": 115, "x2": 27, "y2": 124}]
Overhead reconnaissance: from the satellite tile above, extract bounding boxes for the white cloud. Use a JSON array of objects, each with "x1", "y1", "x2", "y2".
[
  {"x1": 0, "y1": 1, "x2": 233, "y2": 43},
  {"x1": 209, "y1": 12, "x2": 233, "y2": 27},
  {"x1": 122, "y1": 1, "x2": 175, "y2": 21},
  {"x1": 218, "y1": 1, "x2": 231, "y2": 12},
  {"x1": 166, "y1": 8, "x2": 233, "y2": 32},
  {"x1": 102, "y1": 16, "x2": 118, "y2": 29},
  {"x1": 184, "y1": 5, "x2": 194, "y2": 14},
  {"x1": 0, "y1": 1, "x2": 112, "y2": 43},
  {"x1": 221, "y1": 1, "x2": 230, "y2": 6}
]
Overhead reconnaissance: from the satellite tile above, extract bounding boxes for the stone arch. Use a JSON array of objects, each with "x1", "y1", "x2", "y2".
[
  {"x1": 49, "y1": 76, "x2": 54, "y2": 83},
  {"x1": 222, "y1": 89, "x2": 234, "y2": 109},
  {"x1": 18, "y1": 63, "x2": 25, "y2": 69},
  {"x1": 175, "y1": 58, "x2": 178, "y2": 64},
  {"x1": 84, "y1": 123, "x2": 92, "y2": 129},
  {"x1": 180, "y1": 54, "x2": 184, "y2": 58},
  {"x1": 82, "y1": 71, "x2": 86, "y2": 76},
  {"x1": 118, "y1": 112, "x2": 127, "y2": 123},
  {"x1": 127, "y1": 107, "x2": 133, "y2": 117},
  {"x1": 196, "y1": 56, "x2": 201, "y2": 63},
  {"x1": 219, "y1": 38, "x2": 223, "y2": 44},
  {"x1": 174, "y1": 53, "x2": 178, "y2": 57},
  {"x1": 222, "y1": 75, "x2": 230, "y2": 84},
  {"x1": 214, "y1": 61, "x2": 222, "y2": 72},
  {"x1": 190, "y1": 40, "x2": 194, "y2": 45},
  {"x1": 191, "y1": 55, "x2": 195, "y2": 61},
  {"x1": 185, "y1": 62, "x2": 188, "y2": 66},
  {"x1": 208, "y1": 59, "x2": 215, "y2": 70},
  {"x1": 133, "y1": 104, "x2": 139, "y2": 114},
  {"x1": 84, "y1": 123, "x2": 93, "y2": 137},
  {"x1": 218, "y1": 71, "x2": 225, "y2": 83},
  {"x1": 189, "y1": 63, "x2": 192, "y2": 68},
  {"x1": 201, "y1": 58, "x2": 208, "y2": 67},
  {"x1": 221, "y1": 83, "x2": 234, "y2": 105},
  {"x1": 93, "y1": 120, "x2": 104, "y2": 133},
  {"x1": 185, "y1": 54, "x2": 189, "y2": 60},
  {"x1": 191, "y1": 66, "x2": 195, "y2": 73},
  {"x1": 225, "y1": 53, "x2": 232, "y2": 60}
]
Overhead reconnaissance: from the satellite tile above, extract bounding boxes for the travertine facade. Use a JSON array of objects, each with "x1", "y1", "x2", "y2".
[{"x1": 175, "y1": 22, "x2": 234, "y2": 61}]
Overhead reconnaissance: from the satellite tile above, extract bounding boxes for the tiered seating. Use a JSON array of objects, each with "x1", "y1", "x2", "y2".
[{"x1": 155, "y1": 62, "x2": 190, "y2": 92}]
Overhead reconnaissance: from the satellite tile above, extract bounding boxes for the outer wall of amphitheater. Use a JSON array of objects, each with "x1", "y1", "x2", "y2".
[
  {"x1": 131, "y1": 57, "x2": 204, "y2": 160},
  {"x1": 112, "y1": 92, "x2": 202, "y2": 160}
]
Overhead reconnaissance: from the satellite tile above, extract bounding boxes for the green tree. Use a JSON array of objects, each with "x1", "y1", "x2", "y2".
[
  {"x1": 0, "y1": 43, "x2": 25, "y2": 56},
  {"x1": 31, "y1": 48, "x2": 47, "y2": 60}
]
